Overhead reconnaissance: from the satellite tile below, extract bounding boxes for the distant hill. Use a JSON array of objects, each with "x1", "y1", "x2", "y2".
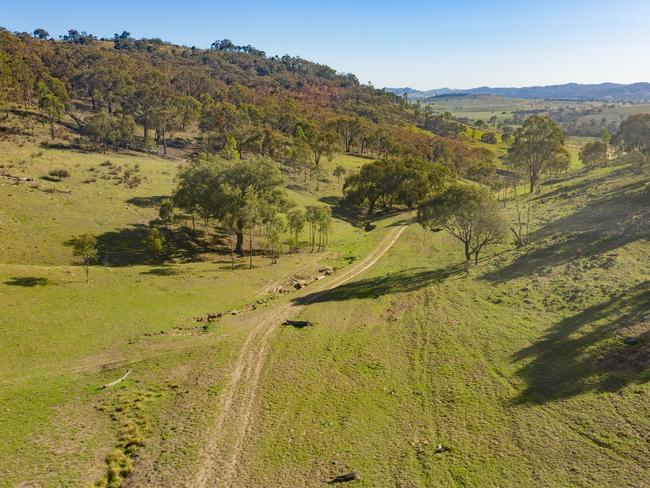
[{"x1": 385, "y1": 82, "x2": 650, "y2": 101}]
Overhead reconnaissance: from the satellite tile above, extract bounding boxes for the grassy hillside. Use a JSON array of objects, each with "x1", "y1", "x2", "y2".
[
  {"x1": 233, "y1": 163, "x2": 649, "y2": 486},
  {"x1": 0, "y1": 136, "x2": 391, "y2": 485},
  {"x1": 1, "y1": 106, "x2": 648, "y2": 486}
]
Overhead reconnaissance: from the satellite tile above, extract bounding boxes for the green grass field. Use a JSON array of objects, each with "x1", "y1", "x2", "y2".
[
  {"x1": 0, "y1": 136, "x2": 384, "y2": 485},
  {"x1": 1, "y1": 124, "x2": 648, "y2": 486},
  {"x1": 237, "y1": 163, "x2": 650, "y2": 486},
  {"x1": 423, "y1": 94, "x2": 650, "y2": 126}
]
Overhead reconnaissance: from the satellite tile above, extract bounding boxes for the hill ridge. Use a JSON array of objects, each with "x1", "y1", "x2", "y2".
[{"x1": 385, "y1": 82, "x2": 650, "y2": 101}]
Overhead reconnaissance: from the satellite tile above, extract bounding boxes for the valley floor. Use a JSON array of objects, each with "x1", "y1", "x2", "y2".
[
  {"x1": 177, "y1": 163, "x2": 649, "y2": 487},
  {"x1": 1, "y1": 153, "x2": 648, "y2": 486}
]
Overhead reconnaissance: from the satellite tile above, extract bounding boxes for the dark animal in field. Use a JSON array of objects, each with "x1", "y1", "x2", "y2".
[
  {"x1": 328, "y1": 471, "x2": 359, "y2": 483},
  {"x1": 283, "y1": 319, "x2": 313, "y2": 328}
]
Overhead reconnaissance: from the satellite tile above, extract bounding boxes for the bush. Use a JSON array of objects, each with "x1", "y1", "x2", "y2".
[
  {"x1": 48, "y1": 168, "x2": 70, "y2": 181},
  {"x1": 480, "y1": 132, "x2": 498, "y2": 144}
]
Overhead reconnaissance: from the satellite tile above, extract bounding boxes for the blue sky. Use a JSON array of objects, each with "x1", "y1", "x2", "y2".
[{"x1": 3, "y1": 0, "x2": 649, "y2": 89}]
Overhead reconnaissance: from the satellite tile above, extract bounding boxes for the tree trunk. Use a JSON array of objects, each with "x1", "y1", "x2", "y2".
[
  {"x1": 249, "y1": 227, "x2": 253, "y2": 269},
  {"x1": 464, "y1": 242, "x2": 471, "y2": 273},
  {"x1": 235, "y1": 229, "x2": 244, "y2": 255},
  {"x1": 229, "y1": 233, "x2": 234, "y2": 270}
]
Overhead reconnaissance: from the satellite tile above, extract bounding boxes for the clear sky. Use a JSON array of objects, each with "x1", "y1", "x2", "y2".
[{"x1": 3, "y1": 0, "x2": 649, "y2": 90}]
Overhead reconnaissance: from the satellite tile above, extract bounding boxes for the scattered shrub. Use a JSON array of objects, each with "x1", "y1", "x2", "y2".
[
  {"x1": 480, "y1": 132, "x2": 498, "y2": 144},
  {"x1": 48, "y1": 168, "x2": 70, "y2": 181}
]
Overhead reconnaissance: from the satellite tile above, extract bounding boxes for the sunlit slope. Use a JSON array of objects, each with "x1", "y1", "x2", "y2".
[{"x1": 237, "y1": 163, "x2": 649, "y2": 487}]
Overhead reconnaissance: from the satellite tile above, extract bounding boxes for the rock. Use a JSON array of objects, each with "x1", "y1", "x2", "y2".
[
  {"x1": 319, "y1": 267, "x2": 335, "y2": 276},
  {"x1": 435, "y1": 443, "x2": 449, "y2": 453},
  {"x1": 207, "y1": 312, "x2": 218, "y2": 320},
  {"x1": 329, "y1": 471, "x2": 359, "y2": 483},
  {"x1": 623, "y1": 336, "x2": 641, "y2": 346}
]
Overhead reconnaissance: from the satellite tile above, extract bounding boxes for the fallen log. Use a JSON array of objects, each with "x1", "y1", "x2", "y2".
[{"x1": 98, "y1": 369, "x2": 131, "y2": 389}]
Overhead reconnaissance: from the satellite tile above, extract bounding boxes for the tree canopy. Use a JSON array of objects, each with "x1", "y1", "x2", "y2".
[
  {"x1": 417, "y1": 184, "x2": 507, "y2": 269},
  {"x1": 507, "y1": 115, "x2": 566, "y2": 192},
  {"x1": 343, "y1": 156, "x2": 448, "y2": 215},
  {"x1": 173, "y1": 154, "x2": 288, "y2": 255},
  {"x1": 615, "y1": 114, "x2": 650, "y2": 154}
]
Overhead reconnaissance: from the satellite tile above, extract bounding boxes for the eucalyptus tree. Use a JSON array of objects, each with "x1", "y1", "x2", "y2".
[
  {"x1": 418, "y1": 184, "x2": 507, "y2": 271},
  {"x1": 507, "y1": 115, "x2": 566, "y2": 192}
]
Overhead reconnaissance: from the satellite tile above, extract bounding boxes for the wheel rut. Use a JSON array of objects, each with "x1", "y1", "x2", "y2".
[{"x1": 193, "y1": 224, "x2": 408, "y2": 487}]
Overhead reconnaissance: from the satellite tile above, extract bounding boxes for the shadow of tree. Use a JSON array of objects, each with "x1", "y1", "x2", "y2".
[
  {"x1": 140, "y1": 267, "x2": 182, "y2": 276},
  {"x1": 4, "y1": 276, "x2": 52, "y2": 287},
  {"x1": 484, "y1": 179, "x2": 649, "y2": 282},
  {"x1": 126, "y1": 195, "x2": 167, "y2": 208},
  {"x1": 533, "y1": 165, "x2": 635, "y2": 202},
  {"x1": 96, "y1": 224, "x2": 151, "y2": 266},
  {"x1": 513, "y1": 281, "x2": 650, "y2": 404},
  {"x1": 40, "y1": 175, "x2": 63, "y2": 183},
  {"x1": 95, "y1": 224, "x2": 230, "y2": 266},
  {"x1": 322, "y1": 196, "x2": 411, "y2": 228},
  {"x1": 293, "y1": 264, "x2": 464, "y2": 305}
]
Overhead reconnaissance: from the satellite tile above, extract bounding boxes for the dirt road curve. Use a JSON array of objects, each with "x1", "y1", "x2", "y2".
[{"x1": 192, "y1": 224, "x2": 408, "y2": 488}]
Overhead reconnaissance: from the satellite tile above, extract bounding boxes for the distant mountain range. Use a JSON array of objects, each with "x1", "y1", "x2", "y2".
[{"x1": 384, "y1": 83, "x2": 650, "y2": 101}]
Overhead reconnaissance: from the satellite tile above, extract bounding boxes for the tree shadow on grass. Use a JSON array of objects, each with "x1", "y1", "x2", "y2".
[
  {"x1": 40, "y1": 175, "x2": 62, "y2": 183},
  {"x1": 513, "y1": 281, "x2": 650, "y2": 405},
  {"x1": 318, "y1": 195, "x2": 364, "y2": 227},
  {"x1": 140, "y1": 267, "x2": 182, "y2": 276},
  {"x1": 4, "y1": 276, "x2": 52, "y2": 287},
  {"x1": 95, "y1": 224, "x2": 151, "y2": 266},
  {"x1": 95, "y1": 224, "x2": 230, "y2": 266},
  {"x1": 484, "y1": 179, "x2": 649, "y2": 283},
  {"x1": 321, "y1": 196, "x2": 410, "y2": 228},
  {"x1": 532, "y1": 165, "x2": 635, "y2": 202},
  {"x1": 293, "y1": 264, "x2": 464, "y2": 305},
  {"x1": 126, "y1": 195, "x2": 167, "y2": 208}
]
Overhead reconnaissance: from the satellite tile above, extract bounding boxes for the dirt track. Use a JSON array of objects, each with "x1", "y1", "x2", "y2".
[{"x1": 192, "y1": 224, "x2": 408, "y2": 487}]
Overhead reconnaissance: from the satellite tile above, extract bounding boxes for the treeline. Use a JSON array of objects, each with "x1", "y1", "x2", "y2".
[
  {"x1": 164, "y1": 153, "x2": 334, "y2": 268},
  {"x1": 0, "y1": 28, "x2": 508, "y2": 175},
  {"x1": 343, "y1": 112, "x2": 650, "y2": 220},
  {"x1": 0, "y1": 28, "x2": 413, "y2": 155},
  {"x1": 508, "y1": 106, "x2": 619, "y2": 137}
]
